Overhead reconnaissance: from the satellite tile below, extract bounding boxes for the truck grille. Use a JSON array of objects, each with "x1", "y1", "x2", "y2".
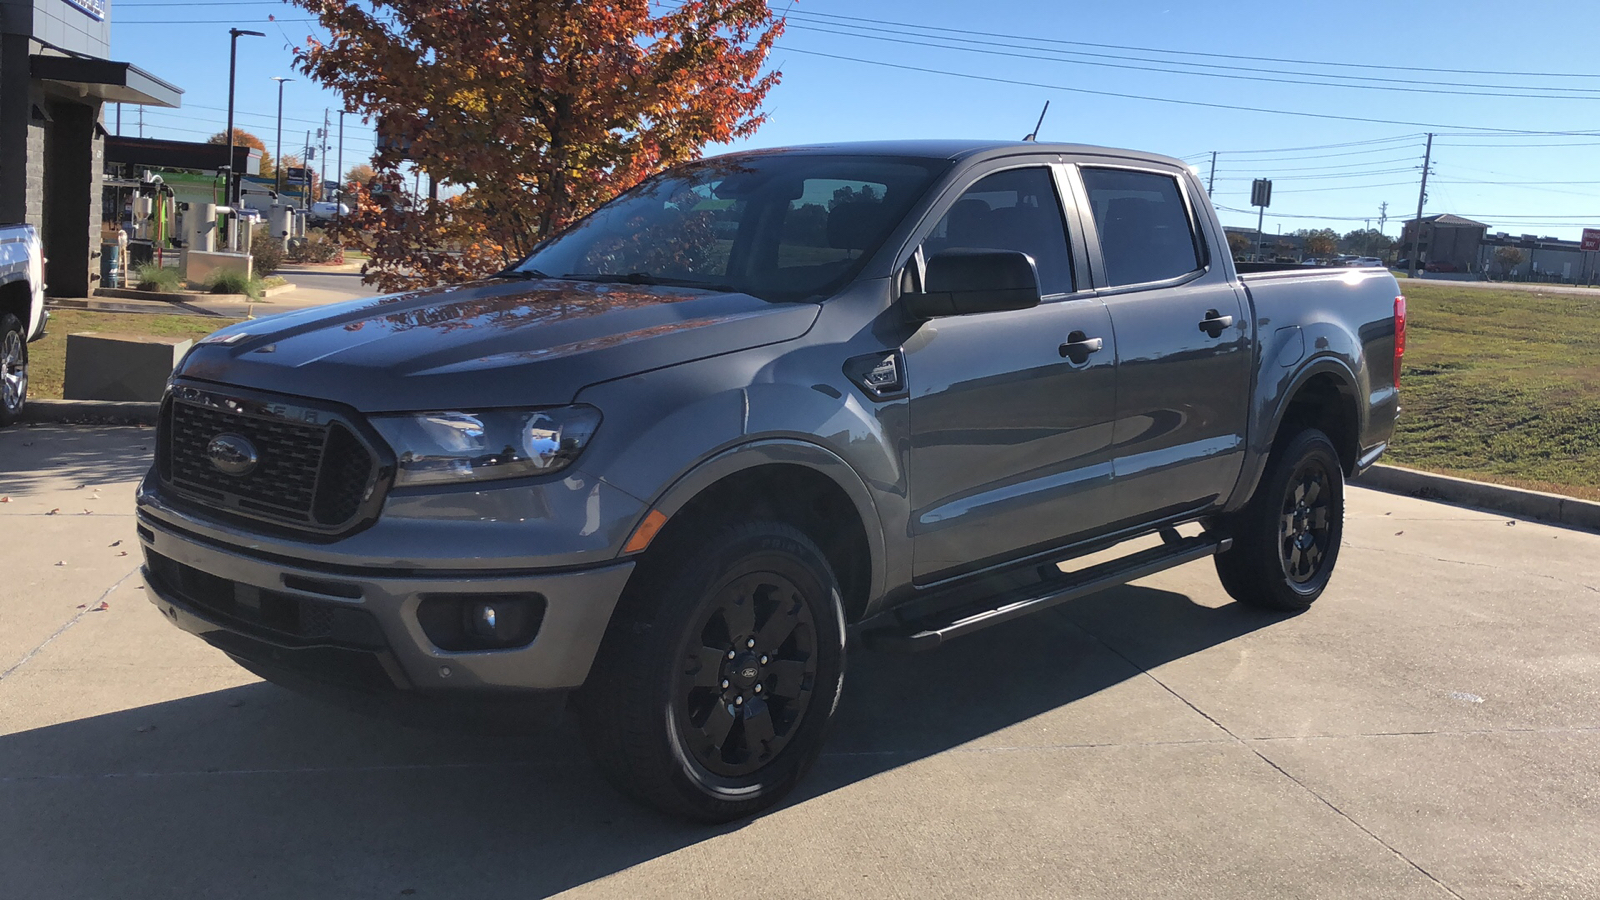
[{"x1": 158, "y1": 388, "x2": 383, "y2": 534}]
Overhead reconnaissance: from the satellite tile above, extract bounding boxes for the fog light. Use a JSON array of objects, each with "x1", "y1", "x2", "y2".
[{"x1": 416, "y1": 593, "x2": 546, "y2": 651}]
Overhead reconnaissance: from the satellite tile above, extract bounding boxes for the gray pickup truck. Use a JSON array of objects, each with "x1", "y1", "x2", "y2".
[
  {"x1": 0, "y1": 223, "x2": 46, "y2": 426},
  {"x1": 136, "y1": 140, "x2": 1404, "y2": 821}
]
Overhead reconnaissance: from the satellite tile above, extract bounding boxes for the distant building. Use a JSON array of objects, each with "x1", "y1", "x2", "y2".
[
  {"x1": 1223, "y1": 225, "x2": 1305, "y2": 261},
  {"x1": 1398, "y1": 214, "x2": 1488, "y2": 271},
  {"x1": 1, "y1": 0, "x2": 183, "y2": 295},
  {"x1": 1479, "y1": 232, "x2": 1596, "y2": 283}
]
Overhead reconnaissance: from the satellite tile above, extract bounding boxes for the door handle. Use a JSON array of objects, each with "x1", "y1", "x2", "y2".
[
  {"x1": 1059, "y1": 331, "x2": 1104, "y2": 364},
  {"x1": 1198, "y1": 310, "x2": 1234, "y2": 337}
]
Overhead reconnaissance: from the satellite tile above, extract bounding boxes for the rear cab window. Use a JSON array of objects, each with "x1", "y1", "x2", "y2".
[{"x1": 1079, "y1": 168, "x2": 1204, "y2": 289}]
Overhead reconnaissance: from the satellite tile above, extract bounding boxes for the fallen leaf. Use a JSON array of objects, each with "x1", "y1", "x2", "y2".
[
  {"x1": 0, "y1": 496, "x2": 9, "y2": 503},
  {"x1": 47, "y1": 508, "x2": 59, "y2": 515},
  {"x1": 1395, "y1": 531, "x2": 1404, "y2": 535},
  {"x1": 54, "y1": 561, "x2": 65, "y2": 567},
  {"x1": 117, "y1": 551, "x2": 129, "y2": 557},
  {"x1": 82, "y1": 510, "x2": 93, "y2": 515},
  {"x1": 109, "y1": 540, "x2": 122, "y2": 547},
  {"x1": 1506, "y1": 521, "x2": 1517, "y2": 526},
  {"x1": 76, "y1": 604, "x2": 87, "y2": 609},
  {"x1": 94, "y1": 601, "x2": 109, "y2": 611}
]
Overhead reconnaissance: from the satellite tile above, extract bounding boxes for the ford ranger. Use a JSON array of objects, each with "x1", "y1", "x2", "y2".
[{"x1": 135, "y1": 140, "x2": 1404, "y2": 821}]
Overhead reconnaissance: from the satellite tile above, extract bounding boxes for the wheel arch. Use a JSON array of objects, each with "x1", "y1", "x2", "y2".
[
  {"x1": 1227, "y1": 356, "x2": 1364, "y2": 513},
  {"x1": 623, "y1": 439, "x2": 887, "y2": 625}
]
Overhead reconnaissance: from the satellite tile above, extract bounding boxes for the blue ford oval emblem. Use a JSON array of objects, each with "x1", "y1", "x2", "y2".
[{"x1": 206, "y1": 433, "x2": 258, "y2": 476}]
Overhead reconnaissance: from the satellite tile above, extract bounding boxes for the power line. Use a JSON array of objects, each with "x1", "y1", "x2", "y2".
[
  {"x1": 776, "y1": 8, "x2": 1600, "y2": 82},
  {"x1": 779, "y1": 16, "x2": 1600, "y2": 100},
  {"x1": 771, "y1": 44, "x2": 1600, "y2": 136}
]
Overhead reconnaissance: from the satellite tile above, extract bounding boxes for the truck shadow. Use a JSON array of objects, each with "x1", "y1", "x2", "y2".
[
  {"x1": 0, "y1": 584, "x2": 1282, "y2": 898},
  {"x1": 0, "y1": 424, "x2": 155, "y2": 495}
]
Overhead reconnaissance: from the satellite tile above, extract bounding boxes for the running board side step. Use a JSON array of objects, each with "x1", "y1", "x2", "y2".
[{"x1": 862, "y1": 534, "x2": 1231, "y2": 653}]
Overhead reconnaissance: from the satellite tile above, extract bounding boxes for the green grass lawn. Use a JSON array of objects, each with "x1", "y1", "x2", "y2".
[
  {"x1": 29, "y1": 311, "x2": 241, "y2": 401},
  {"x1": 1391, "y1": 282, "x2": 1600, "y2": 500}
]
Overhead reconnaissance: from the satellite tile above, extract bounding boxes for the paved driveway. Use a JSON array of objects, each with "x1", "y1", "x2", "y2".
[{"x1": 2, "y1": 425, "x2": 1597, "y2": 899}]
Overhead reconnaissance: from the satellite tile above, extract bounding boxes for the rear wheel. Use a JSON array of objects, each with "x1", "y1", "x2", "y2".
[
  {"x1": 1215, "y1": 428, "x2": 1344, "y2": 611},
  {"x1": 0, "y1": 312, "x2": 29, "y2": 427},
  {"x1": 578, "y1": 521, "x2": 846, "y2": 822}
]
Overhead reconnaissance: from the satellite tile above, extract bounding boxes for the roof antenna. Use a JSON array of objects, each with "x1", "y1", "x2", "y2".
[{"x1": 1022, "y1": 101, "x2": 1050, "y2": 142}]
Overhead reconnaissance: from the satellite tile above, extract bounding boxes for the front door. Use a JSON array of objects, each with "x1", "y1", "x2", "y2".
[
  {"x1": 1075, "y1": 165, "x2": 1251, "y2": 521},
  {"x1": 903, "y1": 165, "x2": 1119, "y2": 582}
]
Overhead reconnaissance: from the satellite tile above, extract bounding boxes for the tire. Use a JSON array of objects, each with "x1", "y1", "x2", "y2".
[
  {"x1": 0, "y1": 312, "x2": 29, "y2": 427},
  {"x1": 1214, "y1": 428, "x2": 1345, "y2": 612},
  {"x1": 578, "y1": 521, "x2": 846, "y2": 822}
]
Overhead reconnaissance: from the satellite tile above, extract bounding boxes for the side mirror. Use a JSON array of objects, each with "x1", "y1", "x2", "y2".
[{"x1": 902, "y1": 249, "x2": 1042, "y2": 319}]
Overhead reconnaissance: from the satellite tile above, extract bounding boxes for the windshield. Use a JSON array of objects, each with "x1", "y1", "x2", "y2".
[{"x1": 511, "y1": 154, "x2": 949, "y2": 301}]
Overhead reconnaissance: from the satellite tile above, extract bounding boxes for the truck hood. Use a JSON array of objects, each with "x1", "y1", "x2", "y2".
[{"x1": 177, "y1": 277, "x2": 821, "y2": 412}]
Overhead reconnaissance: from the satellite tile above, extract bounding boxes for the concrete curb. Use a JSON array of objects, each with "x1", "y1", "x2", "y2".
[
  {"x1": 1355, "y1": 464, "x2": 1600, "y2": 533},
  {"x1": 21, "y1": 399, "x2": 160, "y2": 426}
]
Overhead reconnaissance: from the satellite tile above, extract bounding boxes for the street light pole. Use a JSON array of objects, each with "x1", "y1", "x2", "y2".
[
  {"x1": 270, "y1": 77, "x2": 293, "y2": 200},
  {"x1": 225, "y1": 28, "x2": 265, "y2": 207}
]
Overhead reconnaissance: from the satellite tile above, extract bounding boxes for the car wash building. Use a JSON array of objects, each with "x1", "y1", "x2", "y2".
[{"x1": 0, "y1": 0, "x2": 182, "y2": 295}]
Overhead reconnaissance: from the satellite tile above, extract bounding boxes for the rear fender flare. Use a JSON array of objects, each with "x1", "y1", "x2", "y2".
[{"x1": 1226, "y1": 354, "x2": 1362, "y2": 513}]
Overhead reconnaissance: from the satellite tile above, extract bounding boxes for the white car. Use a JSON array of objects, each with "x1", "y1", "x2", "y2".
[
  {"x1": 1343, "y1": 257, "x2": 1385, "y2": 268},
  {"x1": 0, "y1": 223, "x2": 45, "y2": 426},
  {"x1": 309, "y1": 201, "x2": 351, "y2": 223}
]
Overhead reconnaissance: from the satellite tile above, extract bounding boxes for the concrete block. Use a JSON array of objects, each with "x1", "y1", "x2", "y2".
[
  {"x1": 61, "y1": 332, "x2": 192, "y2": 402},
  {"x1": 183, "y1": 250, "x2": 252, "y2": 286}
]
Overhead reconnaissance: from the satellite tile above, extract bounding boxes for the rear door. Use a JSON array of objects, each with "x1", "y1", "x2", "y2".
[
  {"x1": 901, "y1": 162, "x2": 1119, "y2": 582},
  {"x1": 1071, "y1": 164, "x2": 1251, "y2": 521}
]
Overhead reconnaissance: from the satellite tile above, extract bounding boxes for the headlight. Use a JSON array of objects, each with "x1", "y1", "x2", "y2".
[{"x1": 370, "y1": 405, "x2": 602, "y2": 487}]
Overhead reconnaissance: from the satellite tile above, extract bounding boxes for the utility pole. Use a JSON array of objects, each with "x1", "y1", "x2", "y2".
[
  {"x1": 1408, "y1": 133, "x2": 1433, "y2": 280},
  {"x1": 115, "y1": 103, "x2": 121, "y2": 136},
  {"x1": 320, "y1": 108, "x2": 331, "y2": 201},
  {"x1": 335, "y1": 110, "x2": 346, "y2": 235},
  {"x1": 138, "y1": 105, "x2": 143, "y2": 138},
  {"x1": 1208, "y1": 151, "x2": 1217, "y2": 195}
]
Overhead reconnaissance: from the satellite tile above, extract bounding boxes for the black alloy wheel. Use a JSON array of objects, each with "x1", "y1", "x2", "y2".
[
  {"x1": 673, "y1": 571, "x2": 819, "y2": 779},
  {"x1": 579, "y1": 520, "x2": 846, "y2": 822},
  {"x1": 1280, "y1": 459, "x2": 1335, "y2": 584},
  {"x1": 1215, "y1": 428, "x2": 1345, "y2": 611}
]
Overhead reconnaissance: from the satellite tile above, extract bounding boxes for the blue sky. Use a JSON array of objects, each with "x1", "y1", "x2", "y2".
[{"x1": 112, "y1": 0, "x2": 1600, "y2": 240}]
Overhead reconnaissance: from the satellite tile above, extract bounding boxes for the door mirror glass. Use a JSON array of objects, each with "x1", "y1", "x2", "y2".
[{"x1": 903, "y1": 249, "x2": 1042, "y2": 318}]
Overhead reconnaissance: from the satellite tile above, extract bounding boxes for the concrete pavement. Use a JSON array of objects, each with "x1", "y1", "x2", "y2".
[{"x1": 2, "y1": 424, "x2": 1598, "y2": 898}]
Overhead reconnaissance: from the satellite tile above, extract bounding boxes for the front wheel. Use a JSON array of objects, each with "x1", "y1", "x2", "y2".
[
  {"x1": 1215, "y1": 428, "x2": 1345, "y2": 612},
  {"x1": 578, "y1": 521, "x2": 846, "y2": 822},
  {"x1": 0, "y1": 312, "x2": 29, "y2": 427}
]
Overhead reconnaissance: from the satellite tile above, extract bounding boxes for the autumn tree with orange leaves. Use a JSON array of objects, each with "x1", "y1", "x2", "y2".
[{"x1": 288, "y1": 0, "x2": 784, "y2": 291}]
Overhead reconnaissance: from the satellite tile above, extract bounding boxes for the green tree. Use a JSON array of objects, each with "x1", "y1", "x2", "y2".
[
  {"x1": 1297, "y1": 228, "x2": 1340, "y2": 259},
  {"x1": 1495, "y1": 246, "x2": 1526, "y2": 277},
  {"x1": 1342, "y1": 228, "x2": 1394, "y2": 257},
  {"x1": 1227, "y1": 232, "x2": 1251, "y2": 257}
]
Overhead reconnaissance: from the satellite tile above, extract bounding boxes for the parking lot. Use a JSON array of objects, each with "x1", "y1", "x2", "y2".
[{"x1": 2, "y1": 424, "x2": 1597, "y2": 899}]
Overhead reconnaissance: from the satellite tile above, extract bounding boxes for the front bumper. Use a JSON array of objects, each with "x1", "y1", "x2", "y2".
[{"x1": 137, "y1": 509, "x2": 635, "y2": 695}]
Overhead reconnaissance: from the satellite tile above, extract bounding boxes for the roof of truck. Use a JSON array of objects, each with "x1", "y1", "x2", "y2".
[{"x1": 706, "y1": 139, "x2": 1190, "y2": 169}]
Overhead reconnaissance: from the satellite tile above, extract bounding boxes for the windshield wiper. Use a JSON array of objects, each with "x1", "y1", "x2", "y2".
[
  {"x1": 498, "y1": 267, "x2": 552, "y2": 280},
  {"x1": 561, "y1": 272, "x2": 739, "y2": 293}
]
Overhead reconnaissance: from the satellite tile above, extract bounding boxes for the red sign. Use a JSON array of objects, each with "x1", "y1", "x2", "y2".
[{"x1": 1583, "y1": 229, "x2": 1600, "y2": 252}]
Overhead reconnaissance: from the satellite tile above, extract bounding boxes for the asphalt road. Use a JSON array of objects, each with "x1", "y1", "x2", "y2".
[{"x1": 2, "y1": 425, "x2": 1597, "y2": 899}]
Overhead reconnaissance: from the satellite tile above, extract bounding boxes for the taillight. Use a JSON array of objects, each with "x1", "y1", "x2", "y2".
[{"x1": 1393, "y1": 295, "x2": 1407, "y2": 389}]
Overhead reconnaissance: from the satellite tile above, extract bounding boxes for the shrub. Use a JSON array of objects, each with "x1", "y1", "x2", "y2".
[
  {"x1": 135, "y1": 264, "x2": 184, "y2": 293},
  {"x1": 206, "y1": 269, "x2": 263, "y2": 300},
  {"x1": 251, "y1": 230, "x2": 286, "y2": 276},
  {"x1": 287, "y1": 231, "x2": 344, "y2": 264}
]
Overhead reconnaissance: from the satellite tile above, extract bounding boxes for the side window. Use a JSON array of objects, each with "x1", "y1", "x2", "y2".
[
  {"x1": 1080, "y1": 168, "x2": 1202, "y2": 288},
  {"x1": 780, "y1": 178, "x2": 893, "y2": 271},
  {"x1": 920, "y1": 167, "x2": 1075, "y2": 296}
]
